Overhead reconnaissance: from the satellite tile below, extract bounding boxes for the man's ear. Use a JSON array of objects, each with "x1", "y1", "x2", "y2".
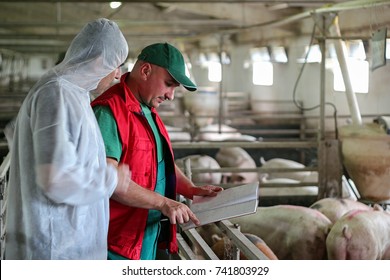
[{"x1": 140, "y1": 62, "x2": 152, "y2": 80}]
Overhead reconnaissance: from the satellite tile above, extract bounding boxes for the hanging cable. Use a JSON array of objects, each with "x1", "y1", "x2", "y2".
[{"x1": 292, "y1": 22, "x2": 339, "y2": 139}]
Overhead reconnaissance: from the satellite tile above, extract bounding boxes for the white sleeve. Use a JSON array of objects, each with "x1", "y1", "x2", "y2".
[{"x1": 32, "y1": 83, "x2": 117, "y2": 205}]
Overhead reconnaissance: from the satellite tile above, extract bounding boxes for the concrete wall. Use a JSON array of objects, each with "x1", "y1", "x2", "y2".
[{"x1": 189, "y1": 37, "x2": 390, "y2": 123}]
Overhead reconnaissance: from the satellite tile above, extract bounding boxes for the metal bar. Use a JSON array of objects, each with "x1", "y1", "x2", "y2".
[
  {"x1": 200, "y1": 129, "x2": 307, "y2": 135},
  {"x1": 3, "y1": 0, "x2": 336, "y2": 3},
  {"x1": 216, "y1": 220, "x2": 269, "y2": 260},
  {"x1": 162, "y1": 113, "x2": 390, "y2": 120},
  {"x1": 319, "y1": 15, "x2": 327, "y2": 141},
  {"x1": 243, "y1": 0, "x2": 390, "y2": 30},
  {"x1": 161, "y1": 113, "x2": 306, "y2": 120},
  {"x1": 190, "y1": 166, "x2": 318, "y2": 173},
  {"x1": 0, "y1": 20, "x2": 236, "y2": 28},
  {"x1": 329, "y1": 16, "x2": 362, "y2": 125},
  {"x1": 172, "y1": 141, "x2": 317, "y2": 149},
  {"x1": 181, "y1": 228, "x2": 219, "y2": 260},
  {"x1": 183, "y1": 157, "x2": 193, "y2": 206},
  {"x1": 177, "y1": 233, "x2": 198, "y2": 260},
  {"x1": 194, "y1": 182, "x2": 318, "y2": 188},
  {"x1": 260, "y1": 182, "x2": 318, "y2": 187},
  {"x1": 0, "y1": 153, "x2": 10, "y2": 179}
]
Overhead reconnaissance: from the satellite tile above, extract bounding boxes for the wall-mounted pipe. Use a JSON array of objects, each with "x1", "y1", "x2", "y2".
[
  {"x1": 244, "y1": 0, "x2": 389, "y2": 30},
  {"x1": 328, "y1": 16, "x2": 362, "y2": 126}
]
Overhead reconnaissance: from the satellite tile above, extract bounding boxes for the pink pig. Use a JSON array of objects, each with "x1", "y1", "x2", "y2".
[
  {"x1": 326, "y1": 206, "x2": 390, "y2": 260},
  {"x1": 229, "y1": 205, "x2": 332, "y2": 259}
]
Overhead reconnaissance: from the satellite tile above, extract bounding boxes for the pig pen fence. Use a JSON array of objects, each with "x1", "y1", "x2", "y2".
[
  {"x1": 171, "y1": 139, "x2": 345, "y2": 260},
  {"x1": 172, "y1": 141, "x2": 318, "y2": 260},
  {"x1": 177, "y1": 220, "x2": 270, "y2": 260},
  {"x1": 172, "y1": 140, "x2": 323, "y2": 207},
  {"x1": 0, "y1": 152, "x2": 10, "y2": 260}
]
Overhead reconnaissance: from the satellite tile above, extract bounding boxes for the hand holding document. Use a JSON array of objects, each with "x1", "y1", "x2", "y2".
[{"x1": 181, "y1": 182, "x2": 259, "y2": 231}]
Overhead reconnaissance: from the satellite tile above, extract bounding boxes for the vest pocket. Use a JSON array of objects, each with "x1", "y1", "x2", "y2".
[{"x1": 127, "y1": 137, "x2": 154, "y2": 188}]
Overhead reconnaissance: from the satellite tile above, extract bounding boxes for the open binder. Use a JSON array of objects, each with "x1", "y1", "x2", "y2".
[{"x1": 181, "y1": 182, "x2": 259, "y2": 231}]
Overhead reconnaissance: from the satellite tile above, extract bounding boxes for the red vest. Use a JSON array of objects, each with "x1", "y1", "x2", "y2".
[{"x1": 91, "y1": 73, "x2": 178, "y2": 259}]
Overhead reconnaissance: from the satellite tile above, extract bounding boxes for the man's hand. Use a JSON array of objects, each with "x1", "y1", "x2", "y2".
[
  {"x1": 192, "y1": 185, "x2": 223, "y2": 197},
  {"x1": 159, "y1": 198, "x2": 200, "y2": 226}
]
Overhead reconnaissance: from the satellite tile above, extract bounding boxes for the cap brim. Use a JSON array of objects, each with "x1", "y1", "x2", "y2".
[{"x1": 168, "y1": 70, "x2": 197, "y2": 92}]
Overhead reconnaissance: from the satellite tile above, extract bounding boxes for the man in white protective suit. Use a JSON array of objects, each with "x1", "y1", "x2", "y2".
[{"x1": 4, "y1": 18, "x2": 131, "y2": 260}]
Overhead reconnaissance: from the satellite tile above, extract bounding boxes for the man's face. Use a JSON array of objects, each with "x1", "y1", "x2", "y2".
[
  {"x1": 92, "y1": 67, "x2": 122, "y2": 97},
  {"x1": 140, "y1": 64, "x2": 180, "y2": 108}
]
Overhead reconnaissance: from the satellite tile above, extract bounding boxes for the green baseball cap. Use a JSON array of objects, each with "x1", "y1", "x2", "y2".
[{"x1": 137, "y1": 42, "x2": 197, "y2": 92}]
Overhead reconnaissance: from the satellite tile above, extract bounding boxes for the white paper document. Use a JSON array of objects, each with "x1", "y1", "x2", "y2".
[{"x1": 181, "y1": 182, "x2": 259, "y2": 231}]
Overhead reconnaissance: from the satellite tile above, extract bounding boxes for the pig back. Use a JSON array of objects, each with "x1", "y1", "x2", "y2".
[
  {"x1": 326, "y1": 208, "x2": 390, "y2": 260},
  {"x1": 229, "y1": 205, "x2": 332, "y2": 260}
]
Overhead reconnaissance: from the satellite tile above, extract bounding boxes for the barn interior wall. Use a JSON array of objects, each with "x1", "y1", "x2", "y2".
[
  {"x1": 14, "y1": 34, "x2": 390, "y2": 124},
  {"x1": 190, "y1": 37, "x2": 389, "y2": 126},
  {"x1": 26, "y1": 55, "x2": 57, "y2": 80}
]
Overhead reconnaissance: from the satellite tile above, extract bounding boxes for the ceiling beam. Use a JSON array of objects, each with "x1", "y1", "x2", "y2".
[
  {"x1": 0, "y1": 19, "x2": 238, "y2": 28},
  {"x1": 1, "y1": 1, "x2": 336, "y2": 3}
]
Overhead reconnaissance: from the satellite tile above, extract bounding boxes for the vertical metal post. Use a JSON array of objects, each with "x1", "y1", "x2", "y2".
[
  {"x1": 317, "y1": 14, "x2": 327, "y2": 198},
  {"x1": 218, "y1": 34, "x2": 225, "y2": 135},
  {"x1": 317, "y1": 14, "x2": 343, "y2": 199},
  {"x1": 183, "y1": 158, "x2": 192, "y2": 207},
  {"x1": 319, "y1": 15, "x2": 327, "y2": 142}
]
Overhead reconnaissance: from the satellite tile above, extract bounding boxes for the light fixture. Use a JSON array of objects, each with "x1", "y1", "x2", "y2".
[
  {"x1": 250, "y1": 47, "x2": 271, "y2": 62},
  {"x1": 198, "y1": 53, "x2": 208, "y2": 66},
  {"x1": 270, "y1": 46, "x2": 288, "y2": 63},
  {"x1": 347, "y1": 40, "x2": 366, "y2": 60},
  {"x1": 110, "y1": 2, "x2": 122, "y2": 9},
  {"x1": 386, "y1": 39, "x2": 390, "y2": 59},
  {"x1": 297, "y1": 44, "x2": 322, "y2": 63},
  {"x1": 221, "y1": 51, "x2": 231, "y2": 65},
  {"x1": 207, "y1": 52, "x2": 220, "y2": 62}
]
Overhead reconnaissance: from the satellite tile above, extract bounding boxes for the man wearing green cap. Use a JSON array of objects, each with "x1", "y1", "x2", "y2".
[{"x1": 91, "y1": 42, "x2": 223, "y2": 260}]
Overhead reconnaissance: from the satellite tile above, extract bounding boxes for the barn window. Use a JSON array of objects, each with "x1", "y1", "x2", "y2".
[
  {"x1": 206, "y1": 52, "x2": 222, "y2": 82},
  {"x1": 251, "y1": 47, "x2": 273, "y2": 86},
  {"x1": 253, "y1": 61, "x2": 273, "y2": 86},
  {"x1": 208, "y1": 61, "x2": 222, "y2": 82},
  {"x1": 333, "y1": 59, "x2": 369, "y2": 93},
  {"x1": 332, "y1": 40, "x2": 369, "y2": 94}
]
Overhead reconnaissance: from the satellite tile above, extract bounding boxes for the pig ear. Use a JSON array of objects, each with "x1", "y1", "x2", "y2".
[
  {"x1": 342, "y1": 225, "x2": 352, "y2": 240},
  {"x1": 211, "y1": 234, "x2": 222, "y2": 243},
  {"x1": 372, "y1": 204, "x2": 384, "y2": 211},
  {"x1": 221, "y1": 172, "x2": 232, "y2": 183},
  {"x1": 234, "y1": 175, "x2": 245, "y2": 183},
  {"x1": 259, "y1": 173, "x2": 269, "y2": 182}
]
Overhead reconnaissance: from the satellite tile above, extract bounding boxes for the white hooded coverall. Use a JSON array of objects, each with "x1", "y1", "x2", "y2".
[{"x1": 4, "y1": 18, "x2": 128, "y2": 259}]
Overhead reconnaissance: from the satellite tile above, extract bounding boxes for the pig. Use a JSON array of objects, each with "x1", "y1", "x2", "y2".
[
  {"x1": 194, "y1": 224, "x2": 277, "y2": 260},
  {"x1": 229, "y1": 205, "x2": 332, "y2": 260},
  {"x1": 175, "y1": 154, "x2": 222, "y2": 184},
  {"x1": 196, "y1": 124, "x2": 249, "y2": 142},
  {"x1": 326, "y1": 206, "x2": 390, "y2": 260},
  {"x1": 215, "y1": 147, "x2": 259, "y2": 183},
  {"x1": 211, "y1": 233, "x2": 278, "y2": 260},
  {"x1": 4, "y1": 117, "x2": 16, "y2": 150},
  {"x1": 259, "y1": 175, "x2": 318, "y2": 197},
  {"x1": 165, "y1": 125, "x2": 191, "y2": 142},
  {"x1": 195, "y1": 223, "x2": 221, "y2": 248},
  {"x1": 310, "y1": 197, "x2": 372, "y2": 224},
  {"x1": 259, "y1": 157, "x2": 311, "y2": 181}
]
